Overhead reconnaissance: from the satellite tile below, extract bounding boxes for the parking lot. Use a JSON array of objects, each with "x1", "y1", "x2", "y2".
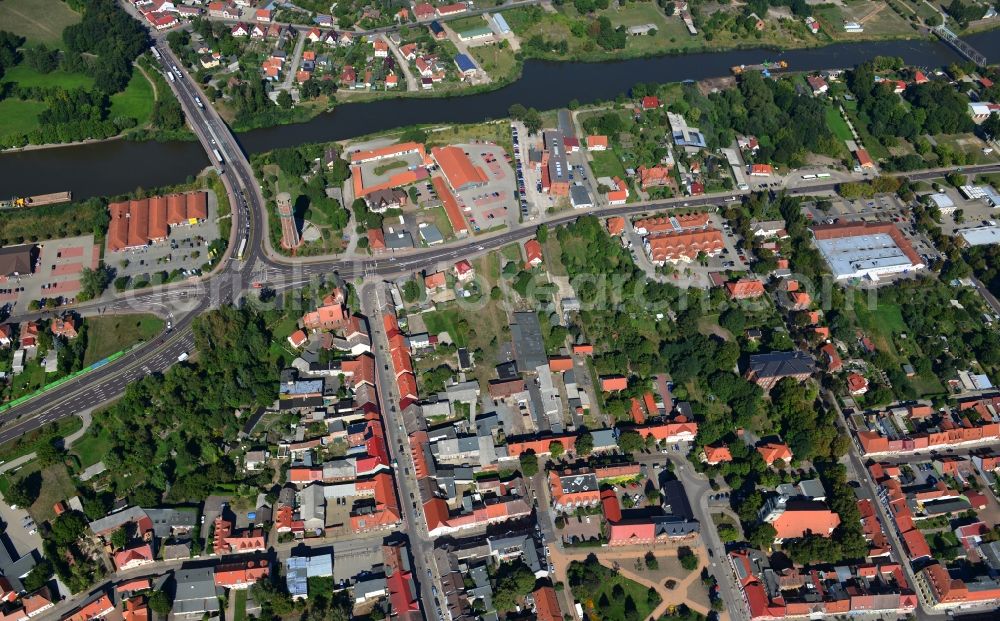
[
  {"x1": 0, "y1": 234, "x2": 99, "y2": 311},
  {"x1": 106, "y1": 191, "x2": 221, "y2": 284},
  {"x1": 449, "y1": 142, "x2": 518, "y2": 233}
]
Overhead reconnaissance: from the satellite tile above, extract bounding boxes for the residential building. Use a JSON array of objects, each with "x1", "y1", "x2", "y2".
[{"x1": 745, "y1": 351, "x2": 816, "y2": 390}]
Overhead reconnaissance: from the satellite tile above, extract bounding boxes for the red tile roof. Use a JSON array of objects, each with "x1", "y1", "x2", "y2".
[
  {"x1": 725, "y1": 279, "x2": 765, "y2": 299},
  {"x1": 600, "y1": 375, "x2": 628, "y2": 392},
  {"x1": 524, "y1": 239, "x2": 543, "y2": 266},
  {"x1": 432, "y1": 146, "x2": 487, "y2": 191}
]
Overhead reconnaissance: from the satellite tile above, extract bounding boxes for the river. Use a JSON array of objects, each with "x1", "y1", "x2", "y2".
[{"x1": 2, "y1": 32, "x2": 997, "y2": 200}]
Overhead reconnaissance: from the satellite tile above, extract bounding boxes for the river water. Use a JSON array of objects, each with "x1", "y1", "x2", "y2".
[{"x1": 2, "y1": 32, "x2": 997, "y2": 200}]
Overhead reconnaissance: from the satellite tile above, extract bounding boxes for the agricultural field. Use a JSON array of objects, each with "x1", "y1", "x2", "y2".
[{"x1": 0, "y1": 0, "x2": 81, "y2": 46}]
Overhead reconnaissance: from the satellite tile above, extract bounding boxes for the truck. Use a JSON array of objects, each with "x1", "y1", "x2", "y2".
[
  {"x1": 150, "y1": 46, "x2": 161, "y2": 59},
  {"x1": 177, "y1": 352, "x2": 189, "y2": 362},
  {"x1": 194, "y1": 96, "x2": 204, "y2": 109},
  {"x1": 167, "y1": 72, "x2": 175, "y2": 83}
]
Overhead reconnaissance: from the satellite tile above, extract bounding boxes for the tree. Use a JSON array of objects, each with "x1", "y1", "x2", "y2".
[
  {"x1": 576, "y1": 431, "x2": 594, "y2": 456},
  {"x1": 148, "y1": 591, "x2": 171, "y2": 614},
  {"x1": 50, "y1": 511, "x2": 88, "y2": 546},
  {"x1": 618, "y1": 429, "x2": 643, "y2": 454},
  {"x1": 276, "y1": 89, "x2": 293, "y2": 109},
  {"x1": 678, "y1": 546, "x2": 699, "y2": 571},
  {"x1": 402, "y1": 279, "x2": 421, "y2": 303},
  {"x1": 110, "y1": 528, "x2": 127, "y2": 550},
  {"x1": 22, "y1": 560, "x2": 53, "y2": 592},
  {"x1": 35, "y1": 438, "x2": 66, "y2": 466},
  {"x1": 78, "y1": 265, "x2": 112, "y2": 301},
  {"x1": 644, "y1": 551, "x2": 659, "y2": 570},
  {"x1": 520, "y1": 451, "x2": 539, "y2": 477},
  {"x1": 549, "y1": 440, "x2": 564, "y2": 459},
  {"x1": 24, "y1": 44, "x2": 59, "y2": 74},
  {"x1": 6, "y1": 476, "x2": 39, "y2": 508}
]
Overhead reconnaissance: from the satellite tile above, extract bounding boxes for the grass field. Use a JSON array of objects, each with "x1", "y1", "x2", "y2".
[
  {"x1": 82, "y1": 314, "x2": 165, "y2": 366},
  {"x1": 110, "y1": 70, "x2": 156, "y2": 126},
  {"x1": 589, "y1": 149, "x2": 628, "y2": 179},
  {"x1": 423, "y1": 308, "x2": 468, "y2": 347},
  {"x1": 0, "y1": 0, "x2": 81, "y2": 46},
  {"x1": 71, "y1": 424, "x2": 114, "y2": 469},
  {"x1": 427, "y1": 205, "x2": 456, "y2": 239},
  {"x1": 1, "y1": 64, "x2": 95, "y2": 90},
  {"x1": 825, "y1": 105, "x2": 854, "y2": 141},
  {"x1": 448, "y1": 15, "x2": 489, "y2": 32},
  {"x1": 470, "y1": 44, "x2": 519, "y2": 83},
  {"x1": 0, "y1": 98, "x2": 42, "y2": 139}
]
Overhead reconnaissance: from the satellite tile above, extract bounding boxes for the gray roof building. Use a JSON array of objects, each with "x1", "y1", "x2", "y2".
[
  {"x1": 145, "y1": 508, "x2": 198, "y2": 539},
  {"x1": 511, "y1": 312, "x2": 547, "y2": 371},
  {"x1": 0, "y1": 532, "x2": 38, "y2": 593},
  {"x1": 172, "y1": 567, "x2": 221, "y2": 619}
]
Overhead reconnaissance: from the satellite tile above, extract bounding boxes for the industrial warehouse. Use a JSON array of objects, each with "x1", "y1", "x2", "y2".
[{"x1": 812, "y1": 222, "x2": 925, "y2": 283}]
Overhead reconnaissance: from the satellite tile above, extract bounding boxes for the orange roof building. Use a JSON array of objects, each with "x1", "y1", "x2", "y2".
[
  {"x1": 725, "y1": 279, "x2": 765, "y2": 299},
  {"x1": 424, "y1": 271, "x2": 447, "y2": 292},
  {"x1": 432, "y1": 175, "x2": 469, "y2": 235},
  {"x1": 644, "y1": 229, "x2": 724, "y2": 265},
  {"x1": 431, "y1": 146, "x2": 488, "y2": 192},
  {"x1": 767, "y1": 504, "x2": 840, "y2": 541},
  {"x1": 637, "y1": 165, "x2": 672, "y2": 189},
  {"x1": 548, "y1": 356, "x2": 573, "y2": 372},
  {"x1": 586, "y1": 135, "x2": 608, "y2": 151},
  {"x1": 757, "y1": 442, "x2": 793, "y2": 465},
  {"x1": 107, "y1": 191, "x2": 209, "y2": 252},
  {"x1": 600, "y1": 375, "x2": 628, "y2": 392},
  {"x1": 606, "y1": 216, "x2": 625, "y2": 236},
  {"x1": 703, "y1": 444, "x2": 733, "y2": 465},
  {"x1": 532, "y1": 586, "x2": 563, "y2": 621},
  {"x1": 64, "y1": 594, "x2": 115, "y2": 621},
  {"x1": 113, "y1": 544, "x2": 154, "y2": 571},
  {"x1": 524, "y1": 238, "x2": 543, "y2": 267}
]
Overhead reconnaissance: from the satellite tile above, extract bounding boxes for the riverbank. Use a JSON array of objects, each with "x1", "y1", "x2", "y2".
[{"x1": 1, "y1": 31, "x2": 997, "y2": 199}]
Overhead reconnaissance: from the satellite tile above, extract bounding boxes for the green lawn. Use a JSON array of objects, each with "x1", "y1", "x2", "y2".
[
  {"x1": 372, "y1": 159, "x2": 408, "y2": 176},
  {"x1": 854, "y1": 299, "x2": 945, "y2": 396},
  {"x1": 0, "y1": 98, "x2": 42, "y2": 140},
  {"x1": 825, "y1": 105, "x2": 854, "y2": 141},
  {"x1": 0, "y1": 0, "x2": 81, "y2": 46},
  {"x1": 1, "y1": 64, "x2": 95, "y2": 90},
  {"x1": 501, "y1": 242, "x2": 522, "y2": 264},
  {"x1": 110, "y1": 70, "x2": 156, "y2": 126},
  {"x1": 82, "y1": 314, "x2": 165, "y2": 366},
  {"x1": 71, "y1": 424, "x2": 114, "y2": 469},
  {"x1": 233, "y1": 589, "x2": 248, "y2": 621},
  {"x1": 422, "y1": 308, "x2": 468, "y2": 346},
  {"x1": 447, "y1": 15, "x2": 489, "y2": 32},
  {"x1": 470, "y1": 44, "x2": 520, "y2": 83},
  {"x1": 573, "y1": 559, "x2": 661, "y2": 621},
  {"x1": 589, "y1": 149, "x2": 627, "y2": 179}
]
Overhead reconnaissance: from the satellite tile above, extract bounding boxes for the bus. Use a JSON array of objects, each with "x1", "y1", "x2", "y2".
[
  {"x1": 212, "y1": 148, "x2": 224, "y2": 164},
  {"x1": 237, "y1": 236, "x2": 248, "y2": 261},
  {"x1": 801, "y1": 174, "x2": 817, "y2": 180},
  {"x1": 150, "y1": 46, "x2": 161, "y2": 59},
  {"x1": 816, "y1": 173, "x2": 832, "y2": 179}
]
